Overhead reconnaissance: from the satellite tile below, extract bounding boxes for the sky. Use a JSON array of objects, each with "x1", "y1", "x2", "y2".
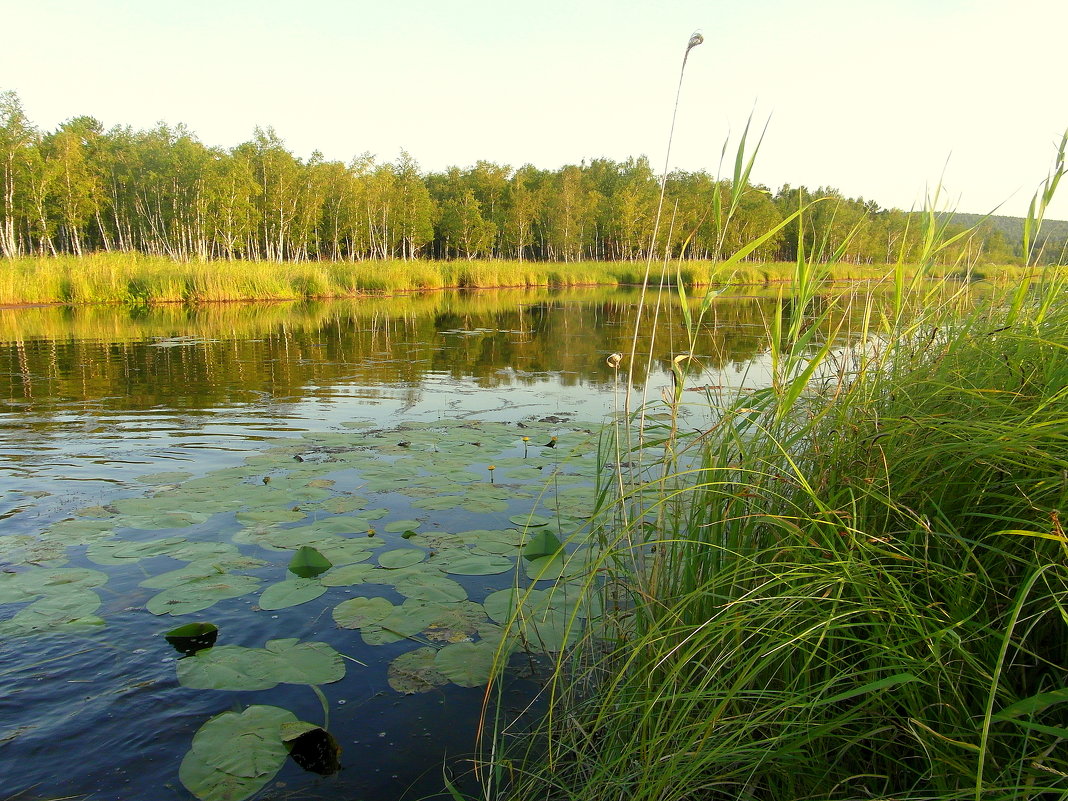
[{"x1": 2, "y1": 0, "x2": 1066, "y2": 219}]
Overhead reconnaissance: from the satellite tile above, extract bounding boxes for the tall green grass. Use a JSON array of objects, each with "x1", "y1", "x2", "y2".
[
  {"x1": 477, "y1": 130, "x2": 1068, "y2": 801},
  {"x1": 0, "y1": 253, "x2": 1055, "y2": 306}
]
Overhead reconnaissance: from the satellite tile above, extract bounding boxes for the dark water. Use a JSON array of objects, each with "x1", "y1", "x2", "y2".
[{"x1": 0, "y1": 287, "x2": 819, "y2": 801}]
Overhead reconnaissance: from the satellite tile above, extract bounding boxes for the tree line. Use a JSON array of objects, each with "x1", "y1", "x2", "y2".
[{"x1": 2, "y1": 90, "x2": 1063, "y2": 265}]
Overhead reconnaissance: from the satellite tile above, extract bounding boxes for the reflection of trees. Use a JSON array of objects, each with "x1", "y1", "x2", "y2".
[{"x1": 0, "y1": 287, "x2": 882, "y2": 426}]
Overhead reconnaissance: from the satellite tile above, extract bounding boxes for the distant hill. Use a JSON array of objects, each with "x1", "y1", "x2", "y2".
[{"x1": 942, "y1": 212, "x2": 1068, "y2": 253}]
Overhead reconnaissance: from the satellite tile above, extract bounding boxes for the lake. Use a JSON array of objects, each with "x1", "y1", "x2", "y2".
[{"x1": 0, "y1": 286, "x2": 819, "y2": 801}]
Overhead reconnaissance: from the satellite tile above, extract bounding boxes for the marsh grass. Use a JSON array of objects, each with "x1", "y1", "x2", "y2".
[
  {"x1": 0, "y1": 253, "x2": 1055, "y2": 306},
  {"x1": 477, "y1": 125, "x2": 1068, "y2": 800}
]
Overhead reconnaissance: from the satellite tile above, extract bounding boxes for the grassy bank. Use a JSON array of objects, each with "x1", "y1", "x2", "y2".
[
  {"x1": 0, "y1": 253, "x2": 1058, "y2": 305},
  {"x1": 483, "y1": 264, "x2": 1068, "y2": 800}
]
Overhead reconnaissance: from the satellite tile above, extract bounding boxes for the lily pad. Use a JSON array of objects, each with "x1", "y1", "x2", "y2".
[
  {"x1": 522, "y1": 529, "x2": 563, "y2": 561},
  {"x1": 387, "y1": 647, "x2": 450, "y2": 694},
  {"x1": 258, "y1": 578, "x2": 327, "y2": 611},
  {"x1": 165, "y1": 622, "x2": 219, "y2": 655},
  {"x1": 393, "y1": 573, "x2": 467, "y2": 603},
  {"x1": 179, "y1": 749, "x2": 274, "y2": 801},
  {"x1": 147, "y1": 574, "x2": 261, "y2": 616},
  {"x1": 378, "y1": 548, "x2": 425, "y2": 569},
  {"x1": 511, "y1": 514, "x2": 552, "y2": 528},
  {"x1": 190, "y1": 705, "x2": 297, "y2": 780},
  {"x1": 332, "y1": 596, "x2": 394, "y2": 629},
  {"x1": 320, "y1": 563, "x2": 376, "y2": 586},
  {"x1": 177, "y1": 639, "x2": 345, "y2": 690},
  {"x1": 289, "y1": 546, "x2": 332, "y2": 578},
  {"x1": 433, "y1": 640, "x2": 501, "y2": 688},
  {"x1": 426, "y1": 551, "x2": 514, "y2": 576},
  {"x1": 384, "y1": 519, "x2": 422, "y2": 533}
]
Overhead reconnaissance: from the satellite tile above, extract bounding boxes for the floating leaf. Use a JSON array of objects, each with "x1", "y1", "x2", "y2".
[
  {"x1": 235, "y1": 508, "x2": 306, "y2": 525},
  {"x1": 426, "y1": 551, "x2": 514, "y2": 576},
  {"x1": 3, "y1": 589, "x2": 103, "y2": 633},
  {"x1": 177, "y1": 639, "x2": 344, "y2": 690},
  {"x1": 511, "y1": 514, "x2": 552, "y2": 528},
  {"x1": 522, "y1": 529, "x2": 563, "y2": 561},
  {"x1": 524, "y1": 553, "x2": 565, "y2": 581},
  {"x1": 434, "y1": 641, "x2": 500, "y2": 688},
  {"x1": 165, "y1": 622, "x2": 219, "y2": 655},
  {"x1": 190, "y1": 705, "x2": 296, "y2": 780},
  {"x1": 288, "y1": 546, "x2": 332, "y2": 578},
  {"x1": 332, "y1": 596, "x2": 394, "y2": 629},
  {"x1": 388, "y1": 647, "x2": 450, "y2": 693},
  {"x1": 393, "y1": 573, "x2": 467, "y2": 603},
  {"x1": 179, "y1": 748, "x2": 273, "y2": 801},
  {"x1": 378, "y1": 548, "x2": 425, "y2": 569},
  {"x1": 147, "y1": 574, "x2": 261, "y2": 616},
  {"x1": 320, "y1": 563, "x2": 376, "y2": 586},
  {"x1": 258, "y1": 578, "x2": 326, "y2": 611},
  {"x1": 282, "y1": 724, "x2": 341, "y2": 775},
  {"x1": 384, "y1": 519, "x2": 422, "y2": 533}
]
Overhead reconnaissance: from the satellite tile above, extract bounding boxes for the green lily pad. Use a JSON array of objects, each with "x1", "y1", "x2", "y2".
[
  {"x1": 332, "y1": 596, "x2": 394, "y2": 629},
  {"x1": 393, "y1": 573, "x2": 467, "y2": 603},
  {"x1": 387, "y1": 647, "x2": 450, "y2": 694},
  {"x1": 136, "y1": 471, "x2": 194, "y2": 485},
  {"x1": 289, "y1": 546, "x2": 332, "y2": 578},
  {"x1": 384, "y1": 519, "x2": 422, "y2": 533},
  {"x1": 176, "y1": 639, "x2": 345, "y2": 690},
  {"x1": 410, "y1": 495, "x2": 464, "y2": 511},
  {"x1": 179, "y1": 749, "x2": 274, "y2": 801},
  {"x1": 524, "y1": 553, "x2": 565, "y2": 581},
  {"x1": 461, "y1": 498, "x2": 509, "y2": 514},
  {"x1": 522, "y1": 529, "x2": 563, "y2": 561},
  {"x1": 258, "y1": 578, "x2": 326, "y2": 611},
  {"x1": 4, "y1": 589, "x2": 102, "y2": 633},
  {"x1": 510, "y1": 514, "x2": 552, "y2": 528},
  {"x1": 235, "y1": 508, "x2": 306, "y2": 525},
  {"x1": 319, "y1": 495, "x2": 370, "y2": 514},
  {"x1": 426, "y1": 552, "x2": 514, "y2": 576},
  {"x1": 320, "y1": 563, "x2": 376, "y2": 586},
  {"x1": 164, "y1": 622, "x2": 219, "y2": 655},
  {"x1": 378, "y1": 548, "x2": 425, "y2": 569},
  {"x1": 147, "y1": 574, "x2": 261, "y2": 616},
  {"x1": 190, "y1": 705, "x2": 297, "y2": 780},
  {"x1": 433, "y1": 640, "x2": 501, "y2": 688}
]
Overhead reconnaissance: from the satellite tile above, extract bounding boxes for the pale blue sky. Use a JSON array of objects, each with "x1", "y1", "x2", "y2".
[{"x1": 2, "y1": 0, "x2": 1065, "y2": 218}]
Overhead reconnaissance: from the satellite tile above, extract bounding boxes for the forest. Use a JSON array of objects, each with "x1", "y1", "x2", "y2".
[{"x1": 2, "y1": 90, "x2": 1065, "y2": 267}]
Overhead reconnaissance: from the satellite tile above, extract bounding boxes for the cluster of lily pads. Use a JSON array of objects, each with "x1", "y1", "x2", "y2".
[{"x1": 1, "y1": 417, "x2": 608, "y2": 801}]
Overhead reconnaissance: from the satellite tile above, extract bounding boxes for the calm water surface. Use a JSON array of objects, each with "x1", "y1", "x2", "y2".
[{"x1": 0, "y1": 288, "x2": 804, "y2": 801}]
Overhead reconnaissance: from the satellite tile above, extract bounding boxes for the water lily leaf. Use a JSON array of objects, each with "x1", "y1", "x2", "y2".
[
  {"x1": 433, "y1": 641, "x2": 500, "y2": 688},
  {"x1": 524, "y1": 553, "x2": 565, "y2": 581},
  {"x1": 421, "y1": 601, "x2": 489, "y2": 643},
  {"x1": 258, "y1": 578, "x2": 326, "y2": 611},
  {"x1": 140, "y1": 557, "x2": 267, "y2": 590},
  {"x1": 393, "y1": 573, "x2": 467, "y2": 603},
  {"x1": 388, "y1": 647, "x2": 450, "y2": 693},
  {"x1": 511, "y1": 514, "x2": 552, "y2": 528},
  {"x1": 461, "y1": 498, "x2": 508, "y2": 514},
  {"x1": 315, "y1": 539, "x2": 378, "y2": 566},
  {"x1": 410, "y1": 495, "x2": 463, "y2": 511},
  {"x1": 333, "y1": 596, "x2": 394, "y2": 629},
  {"x1": 177, "y1": 640, "x2": 344, "y2": 690},
  {"x1": 1, "y1": 567, "x2": 108, "y2": 601},
  {"x1": 235, "y1": 508, "x2": 306, "y2": 525},
  {"x1": 384, "y1": 519, "x2": 422, "y2": 533},
  {"x1": 146, "y1": 574, "x2": 261, "y2": 616},
  {"x1": 378, "y1": 548, "x2": 425, "y2": 569},
  {"x1": 320, "y1": 563, "x2": 376, "y2": 586},
  {"x1": 426, "y1": 552, "x2": 514, "y2": 576},
  {"x1": 191, "y1": 705, "x2": 296, "y2": 779},
  {"x1": 118, "y1": 510, "x2": 210, "y2": 530},
  {"x1": 6, "y1": 589, "x2": 102, "y2": 632},
  {"x1": 319, "y1": 495, "x2": 369, "y2": 514},
  {"x1": 282, "y1": 724, "x2": 341, "y2": 775},
  {"x1": 522, "y1": 529, "x2": 562, "y2": 561},
  {"x1": 262, "y1": 639, "x2": 345, "y2": 685},
  {"x1": 136, "y1": 471, "x2": 194, "y2": 485},
  {"x1": 165, "y1": 622, "x2": 219, "y2": 655},
  {"x1": 179, "y1": 748, "x2": 274, "y2": 801},
  {"x1": 289, "y1": 546, "x2": 332, "y2": 578}
]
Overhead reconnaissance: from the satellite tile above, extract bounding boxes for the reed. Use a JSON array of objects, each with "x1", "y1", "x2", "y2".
[
  {"x1": 1, "y1": 253, "x2": 1058, "y2": 306},
  {"x1": 481, "y1": 130, "x2": 1068, "y2": 801}
]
